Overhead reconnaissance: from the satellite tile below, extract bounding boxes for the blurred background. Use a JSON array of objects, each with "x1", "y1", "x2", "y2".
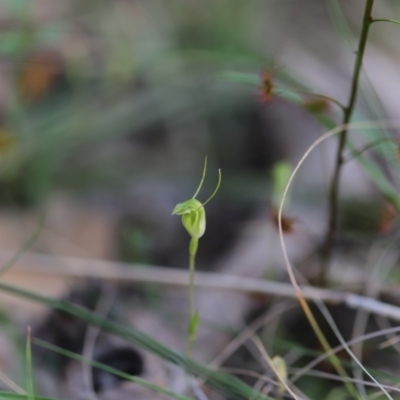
[
  {"x1": 0, "y1": 0, "x2": 399, "y2": 263},
  {"x1": 0, "y1": 0, "x2": 399, "y2": 399}
]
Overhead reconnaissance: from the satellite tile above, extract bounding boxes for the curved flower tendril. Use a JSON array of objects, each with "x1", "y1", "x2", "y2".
[{"x1": 172, "y1": 156, "x2": 221, "y2": 240}]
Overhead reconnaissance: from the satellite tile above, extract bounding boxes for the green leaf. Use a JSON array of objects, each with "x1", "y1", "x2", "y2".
[
  {"x1": 272, "y1": 162, "x2": 293, "y2": 210},
  {"x1": 218, "y1": 71, "x2": 259, "y2": 86},
  {"x1": 172, "y1": 199, "x2": 203, "y2": 216},
  {"x1": 0, "y1": 392, "x2": 55, "y2": 400}
]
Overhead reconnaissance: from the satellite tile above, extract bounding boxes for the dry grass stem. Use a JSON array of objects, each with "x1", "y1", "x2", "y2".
[
  {"x1": 4, "y1": 250, "x2": 400, "y2": 322},
  {"x1": 252, "y1": 335, "x2": 300, "y2": 400}
]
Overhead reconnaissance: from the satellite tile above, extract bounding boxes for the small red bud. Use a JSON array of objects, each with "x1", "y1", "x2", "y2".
[{"x1": 259, "y1": 70, "x2": 275, "y2": 102}]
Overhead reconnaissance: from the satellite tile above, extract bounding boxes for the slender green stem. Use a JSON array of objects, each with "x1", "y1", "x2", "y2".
[
  {"x1": 295, "y1": 89, "x2": 347, "y2": 111},
  {"x1": 25, "y1": 327, "x2": 34, "y2": 400},
  {"x1": 320, "y1": 0, "x2": 375, "y2": 285},
  {"x1": 192, "y1": 157, "x2": 207, "y2": 199},
  {"x1": 343, "y1": 137, "x2": 395, "y2": 164},
  {"x1": 371, "y1": 18, "x2": 400, "y2": 26},
  {"x1": 187, "y1": 238, "x2": 198, "y2": 356},
  {"x1": 202, "y1": 169, "x2": 222, "y2": 206}
]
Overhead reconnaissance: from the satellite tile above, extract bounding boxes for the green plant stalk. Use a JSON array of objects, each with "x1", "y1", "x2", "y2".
[
  {"x1": 321, "y1": 0, "x2": 375, "y2": 284},
  {"x1": 25, "y1": 328, "x2": 34, "y2": 400},
  {"x1": 372, "y1": 18, "x2": 400, "y2": 26},
  {"x1": 187, "y1": 237, "x2": 198, "y2": 355},
  {"x1": 172, "y1": 160, "x2": 221, "y2": 356}
]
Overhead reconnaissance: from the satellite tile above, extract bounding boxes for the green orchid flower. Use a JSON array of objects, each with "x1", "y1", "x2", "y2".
[
  {"x1": 172, "y1": 156, "x2": 221, "y2": 355},
  {"x1": 172, "y1": 156, "x2": 221, "y2": 246},
  {"x1": 172, "y1": 198, "x2": 205, "y2": 240}
]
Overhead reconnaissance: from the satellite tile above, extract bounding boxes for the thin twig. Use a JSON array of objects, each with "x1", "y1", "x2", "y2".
[
  {"x1": 371, "y1": 18, "x2": 400, "y2": 26},
  {"x1": 0, "y1": 370, "x2": 26, "y2": 394},
  {"x1": 252, "y1": 335, "x2": 300, "y2": 400},
  {"x1": 321, "y1": 0, "x2": 375, "y2": 285},
  {"x1": 293, "y1": 89, "x2": 346, "y2": 111},
  {"x1": 5, "y1": 250, "x2": 400, "y2": 323},
  {"x1": 290, "y1": 324, "x2": 400, "y2": 385},
  {"x1": 208, "y1": 301, "x2": 294, "y2": 370},
  {"x1": 315, "y1": 300, "x2": 392, "y2": 399},
  {"x1": 350, "y1": 243, "x2": 396, "y2": 397},
  {"x1": 289, "y1": 368, "x2": 400, "y2": 394},
  {"x1": 188, "y1": 377, "x2": 209, "y2": 400},
  {"x1": 343, "y1": 137, "x2": 395, "y2": 164}
]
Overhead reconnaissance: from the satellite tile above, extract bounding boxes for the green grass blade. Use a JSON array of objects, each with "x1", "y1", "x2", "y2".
[
  {"x1": 0, "y1": 281, "x2": 273, "y2": 400},
  {"x1": 0, "y1": 394, "x2": 55, "y2": 400},
  {"x1": 25, "y1": 328, "x2": 34, "y2": 400},
  {"x1": 33, "y1": 338, "x2": 194, "y2": 400}
]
